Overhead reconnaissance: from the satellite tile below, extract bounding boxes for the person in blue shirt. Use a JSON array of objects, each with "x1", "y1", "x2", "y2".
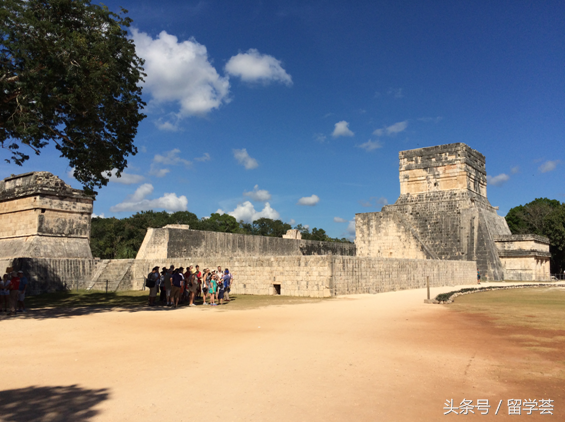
[{"x1": 222, "y1": 269, "x2": 232, "y2": 302}]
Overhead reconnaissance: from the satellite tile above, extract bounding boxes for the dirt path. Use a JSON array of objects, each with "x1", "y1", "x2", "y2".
[{"x1": 1, "y1": 283, "x2": 562, "y2": 421}]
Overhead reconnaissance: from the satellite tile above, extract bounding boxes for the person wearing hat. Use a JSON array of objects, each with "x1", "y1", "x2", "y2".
[
  {"x1": 17, "y1": 270, "x2": 28, "y2": 313},
  {"x1": 146, "y1": 266, "x2": 160, "y2": 306}
]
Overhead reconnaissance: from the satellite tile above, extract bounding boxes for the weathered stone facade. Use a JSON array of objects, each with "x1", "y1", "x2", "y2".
[
  {"x1": 0, "y1": 172, "x2": 93, "y2": 259},
  {"x1": 494, "y1": 235, "x2": 551, "y2": 281},
  {"x1": 129, "y1": 256, "x2": 476, "y2": 297},
  {"x1": 356, "y1": 143, "x2": 550, "y2": 281},
  {"x1": 136, "y1": 225, "x2": 357, "y2": 260}
]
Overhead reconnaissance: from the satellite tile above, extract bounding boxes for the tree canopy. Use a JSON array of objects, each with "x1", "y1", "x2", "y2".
[
  {"x1": 1, "y1": 0, "x2": 145, "y2": 192},
  {"x1": 505, "y1": 198, "x2": 565, "y2": 274},
  {"x1": 91, "y1": 211, "x2": 352, "y2": 259}
]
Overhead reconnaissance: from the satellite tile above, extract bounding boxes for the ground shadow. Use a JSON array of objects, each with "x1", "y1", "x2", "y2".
[
  {"x1": 0, "y1": 292, "x2": 325, "y2": 320},
  {"x1": 0, "y1": 384, "x2": 109, "y2": 421}
]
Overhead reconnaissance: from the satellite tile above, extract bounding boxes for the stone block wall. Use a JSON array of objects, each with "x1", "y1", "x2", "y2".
[
  {"x1": 136, "y1": 227, "x2": 356, "y2": 260},
  {"x1": 131, "y1": 255, "x2": 476, "y2": 297},
  {"x1": 399, "y1": 143, "x2": 487, "y2": 197},
  {"x1": 0, "y1": 258, "x2": 97, "y2": 293},
  {"x1": 330, "y1": 257, "x2": 476, "y2": 295},
  {"x1": 0, "y1": 197, "x2": 39, "y2": 237},
  {"x1": 132, "y1": 256, "x2": 334, "y2": 297},
  {"x1": 0, "y1": 254, "x2": 476, "y2": 297},
  {"x1": 355, "y1": 212, "x2": 432, "y2": 259}
]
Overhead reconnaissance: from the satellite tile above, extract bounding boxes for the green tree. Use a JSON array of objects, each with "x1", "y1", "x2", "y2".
[
  {"x1": 1, "y1": 0, "x2": 145, "y2": 192},
  {"x1": 198, "y1": 213, "x2": 241, "y2": 233},
  {"x1": 246, "y1": 218, "x2": 291, "y2": 237},
  {"x1": 506, "y1": 198, "x2": 565, "y2": 274}
]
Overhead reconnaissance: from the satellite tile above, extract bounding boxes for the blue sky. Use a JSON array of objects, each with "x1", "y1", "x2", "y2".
[{"x1": 2, "y1": 0, "x2": 564, "y2": 239}]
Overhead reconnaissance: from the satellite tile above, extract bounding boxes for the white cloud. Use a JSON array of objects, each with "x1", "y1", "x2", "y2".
[
  {"x1": 510, "y1": 166, "x2": 520, "y2": 174},
  {"x1": 68, "y1": 167, "x2": 144, "y2": 184},
  {"x1": 417, "y1": 116, "x2": 443, "y2": 123},
  {"x1": 487, "y1": 173, "x2": 510, "y2": 187},
  {"x1": 110, "y1": 183, "x2": 188, "y2": 213},
  {"x1": 92, "y1": 212, "x2": 105, "y2": 218},
  {"x1": 359, "y1": 197, "x2": 388, "y2": 208},
  {"x1": 148, "y1": 165, "x2": 170, "y2": 178},
  {"x1": 376, "y1": 197, "x2": 388, "y2": 206},
  {"x1": 149, "y1": 149, "x2": 191, "y2": 177},
  {"x1": 373, "y1": 121, "x2": 408, "y2": 136},
  {"x1": 243, "y1": 185, "x2": 271, "y2": 202},
  {"x1": 297, "y1": 195, "x2": 320, "y2": 206},
  {"x1": 332, "y1": 121, "x2": 354, "y2": 138},
  {"x1": 334, "y1": 217, "x2": 347, "y2": 223},
  {"x1": 154, "y1": 149, "x2": 191, "y2": 167},
  {"x1": 195, "y1": 153, "x2": 211, "y2": 162},
  {"x1": 385, "y1": 121, "x2": 408, "y2": 135},
  {"x1": 314, "y1": 133, "x2": 327, "y2": 143},
  {"x1": 387, "y1": 87, "x2": 403, "y2": 98},
  {"x1": 225, "y1": 49, "x2": 292, "y2": 85},
  {"x1": 233, "y1": 148, "x2": 259, "y2": 169},
  {"x1": 218, "y1": 201, "x2": 280, "y2": 223},
  {"x1": 140, "y1": 146, "x2": 147, "y2": 153},
  {"x1": 347, "y1": 220, "x2": 356, "y2": 238},
  {"x1": 357, "y1": 140, "x2": 383, "y2": 151},
  {"x1": 539, "y1": 160, "x2": 560, "y2": 173},
  {"x1": 106, "y1": 169, "x2": 144, "y2": 185},
  {"x1": 289, "y1": 219, "x2": 296, "y2": 225},
  {"x1": 131, "y1": 29, "x2": 230, "y2": 118},
  {"x1": 155, "y1": 119, "x2": 181, "y2": 132}
]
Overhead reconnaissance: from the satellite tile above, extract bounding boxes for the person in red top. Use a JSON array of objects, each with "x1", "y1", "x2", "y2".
[
  {"x1": 194, "y1": 265, "x2": 202, "y2": 299},
  {"x1": 8, "y1": 272, "x2": 20, "y2": 315}
]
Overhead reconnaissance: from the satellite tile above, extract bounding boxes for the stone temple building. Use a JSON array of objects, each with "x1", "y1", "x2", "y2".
[
  {"x1": 0, "y1": 143, "x2": 551, "y2": 295},
  {"x1": 0, "y1": 172, "x2": 93, "y2": 259},
  {"x1": 355, "y1": 143, "x2": 551, "y2": 281}
]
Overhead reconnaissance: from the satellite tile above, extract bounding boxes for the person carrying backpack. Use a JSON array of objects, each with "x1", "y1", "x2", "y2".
[
  {"x1": 222, "y1": 269, "x2": 232, "y2": 302},
  {"x1": 146, "y1": 266, "x2": 160, "y2": 306},
  {"x1": 171, "y1": 269, "x2": 183, "y2": 308}
]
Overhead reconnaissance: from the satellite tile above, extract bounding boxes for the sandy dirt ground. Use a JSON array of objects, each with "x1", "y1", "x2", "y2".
[{"x1": 1, "y1": 282, "x2": 564, "y2": 421}]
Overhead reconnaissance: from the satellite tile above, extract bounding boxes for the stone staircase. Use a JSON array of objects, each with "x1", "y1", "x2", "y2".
[{"x1": 87, "y1": 259, "x2": 135, "y2": 292}]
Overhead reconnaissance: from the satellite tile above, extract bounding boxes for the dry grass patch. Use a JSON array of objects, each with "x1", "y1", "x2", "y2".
[{"x1": 450, "y1": 287, "x2": 565, "y2": 331}]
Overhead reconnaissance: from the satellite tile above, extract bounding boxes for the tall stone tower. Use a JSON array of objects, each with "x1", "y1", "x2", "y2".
[
  {"x1": 355, "y1": 143, "x2": 512, "y2": 280},
  {"x1": 0, "y1": 172, "x2": 94, "y2": 259}
]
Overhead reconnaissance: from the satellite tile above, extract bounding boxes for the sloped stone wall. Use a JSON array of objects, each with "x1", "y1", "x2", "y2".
[{"x1": 136, "y1": 227, "x2": 356, "y2": 260}]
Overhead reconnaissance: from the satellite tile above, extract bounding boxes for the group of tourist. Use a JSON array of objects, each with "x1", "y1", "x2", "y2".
[
  {"x1": 0, "y1": 270, "x2": 28, "y2": 315},
  {"x1": 145, "y1": 264, "x2": 233, "y2": 308}
]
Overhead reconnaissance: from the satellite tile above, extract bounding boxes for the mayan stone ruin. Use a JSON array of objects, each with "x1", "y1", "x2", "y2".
[
  {"x1": 0, "y1": 142, "x2": 550, "y2": 295},
  {"x1": 355, "y1": 143, "x2": 551, "y2": 281},
  {"x1": 0, "y1": 172, "x2": 93, "y2": 259}
]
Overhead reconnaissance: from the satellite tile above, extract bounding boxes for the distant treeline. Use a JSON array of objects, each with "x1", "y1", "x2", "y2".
[{"x1": 91, "y1": 211, "x2": 352, "y2": 259}]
